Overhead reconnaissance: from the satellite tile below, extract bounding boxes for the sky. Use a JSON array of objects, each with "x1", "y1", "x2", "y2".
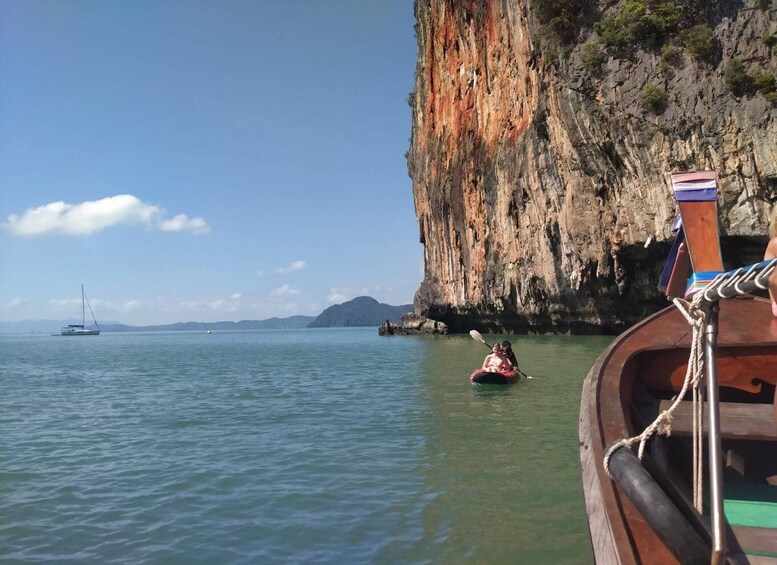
[{"x1": 0, "y1": 1, "x2": 423, "y2": 325}]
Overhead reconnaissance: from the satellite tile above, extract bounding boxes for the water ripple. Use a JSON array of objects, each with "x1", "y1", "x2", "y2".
[{"x1": 1, "y1": 330, "x2": 608, "y2": 564}]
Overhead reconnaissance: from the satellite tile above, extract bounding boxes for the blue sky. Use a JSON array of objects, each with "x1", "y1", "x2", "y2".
[{"x1": 1, "y1": 1, "x2": 422, "y2": 325}]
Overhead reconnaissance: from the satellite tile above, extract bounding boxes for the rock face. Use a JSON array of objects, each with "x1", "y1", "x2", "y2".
[
  {"x1": 408, "y1": 0, "x2": 777, "y2": 334},
  {"x1": 379, "y1": 313, "x2": 448, "y2": 335}
]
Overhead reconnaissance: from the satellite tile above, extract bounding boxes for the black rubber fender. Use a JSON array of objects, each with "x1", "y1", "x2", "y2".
[{"x1": 608, "y1": 446, "x2": 711, "y2": 565}]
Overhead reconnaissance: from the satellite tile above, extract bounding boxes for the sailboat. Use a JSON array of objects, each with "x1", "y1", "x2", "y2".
[{"x1": 57, "y1": 285, "x2": 101, "y2": 336}]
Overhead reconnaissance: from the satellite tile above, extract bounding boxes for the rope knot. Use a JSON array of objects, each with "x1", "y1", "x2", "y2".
[
  {"x1": 656, "y1": 412, "x2": 673, "y2": 437},
  {"x1": 672, "y1": 296, "x2": 706, "y2": 327}
]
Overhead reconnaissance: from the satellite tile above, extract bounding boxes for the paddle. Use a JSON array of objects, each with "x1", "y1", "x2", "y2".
[{"x1": 469, "y1": 330, "x2": 534, "y2": 379}]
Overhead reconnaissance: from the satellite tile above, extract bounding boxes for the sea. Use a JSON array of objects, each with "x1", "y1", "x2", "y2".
[{"x1": 1, "y1": 328, "x2": 613, "y2": 564}]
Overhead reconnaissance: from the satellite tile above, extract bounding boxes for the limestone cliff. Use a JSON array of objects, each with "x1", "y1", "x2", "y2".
[{"x1": 408, "y1": 0, "x2": 777, "y2": 333}]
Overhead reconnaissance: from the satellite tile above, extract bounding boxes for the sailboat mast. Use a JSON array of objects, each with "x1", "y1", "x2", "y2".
[
  {"x1": 83, "y1": 285, "x2": 99, "y2": 328},
  {"x1": 82, "y1": 284, "x2": 85, "y2": 326}
]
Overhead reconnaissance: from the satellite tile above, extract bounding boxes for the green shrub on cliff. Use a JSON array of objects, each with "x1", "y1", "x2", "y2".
[
  {"x1": 680, "y1": 24, "x2": 714, "y2": 61},
  {"x1": 594, "y1": 2, "x2": 645, "y2": 51},
  {"x1": 642, "y1": 83, "x2": 667, "y2": 112},
  {"x1": 725, "y1": 59, "x2": 754, "y2": 96},
  {"x1": 595, "y1": 1, "x2": 682, "y2": 53},
  {"x1": 637, "y1": 2, "x2": 681, "y2": 48},
  {"x1": 659, "y1": 44, "x2": 682, "y2": 72},
  {"x1": 752, "y1": 71, "x2": 776, "y2": 95},
  {"x1": 724, "y1": 61, "x2": 777, "y2": 102},
  {"x1": 581, "y1": 42, "x2": 607, "y2": 72},
  {"x1": 533, "y1": 0, "x2": 597, "y2": 46}
]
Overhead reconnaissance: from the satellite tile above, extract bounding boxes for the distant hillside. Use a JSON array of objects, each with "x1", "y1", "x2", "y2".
[
  {"x1": 99, "y1": 316, "x2": 315, "y2": 332},
  {"x1": 307, "y1": 296, "x2": 412, "y2": 328},
  {"x1": 0, "y1": 316, "x2": 315, "y2": 334},
  {"x1": 0, "y1": 320, "x2": 104, "y2": 334}
]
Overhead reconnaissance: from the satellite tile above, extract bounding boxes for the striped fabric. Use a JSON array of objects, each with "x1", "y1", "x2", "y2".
[
  {"x1": 671, "y1": 171, "x2": 718, "y2": 202},
  {"x1": 685, "y1": 270, "x2": 724, "y2": 299}
]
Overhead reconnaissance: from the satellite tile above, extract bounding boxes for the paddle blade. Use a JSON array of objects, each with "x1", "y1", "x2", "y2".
[{"x1": 469, "y1": 329, "x2": 491, "y2": 349}]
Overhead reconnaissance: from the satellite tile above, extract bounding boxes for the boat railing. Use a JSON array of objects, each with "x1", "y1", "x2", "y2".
[
  {"x1": 603, "y1": 261, "x2": 776, "y2": 563},
  {"x1": 683, "y1": 258, "x2": 777, "y2": 304},
  {"x1": 673, "y1": 258, "x2": 777, "y2": 563}
]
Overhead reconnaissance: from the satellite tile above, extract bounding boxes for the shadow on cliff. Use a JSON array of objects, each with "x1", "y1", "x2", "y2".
[{"x1": 416, "y1": 234, "x2": 768, "y2": 336}]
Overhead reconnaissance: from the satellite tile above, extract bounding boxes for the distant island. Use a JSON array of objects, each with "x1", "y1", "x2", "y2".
[
  {"x1": 99, "y1": 316, "x2": 316, "y2": 333},
  {"x1": 0, "y1": 296, "x2": 413, "y2": 334},
  {"x1": 308, "y1": 296, "x2": 412, "y2": 328}
]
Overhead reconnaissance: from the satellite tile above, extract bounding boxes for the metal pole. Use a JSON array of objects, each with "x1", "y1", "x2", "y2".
[{"x1": 704, "y1": 302, "x2": 726, "y2": 564}]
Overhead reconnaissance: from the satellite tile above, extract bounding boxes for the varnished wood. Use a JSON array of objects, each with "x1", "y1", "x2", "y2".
[
  {"x1": 677, "y1": 201, "x2": 724, "y2": 273},
  {"x1": 729, "y1": 525, "x2": 777, "y2": 556},
  {"x1": 638, "y1": 347, "x2": 777, "y2": 394},
  {"x1": 656, "y1": 400, "x2": 777, "y2": 441}
]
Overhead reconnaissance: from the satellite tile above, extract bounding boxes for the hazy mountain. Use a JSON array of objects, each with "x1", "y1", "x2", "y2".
[
  {"x1": 0, "y1": 320, "x2": 105, "y2": 334},
  {"x1": 0, "y1": 316, "x2": 315, "y2": 334},
  {"x1": 97, "y1": 316, "x2": 315, "y2": 332},
  {"x1": 307, "y1": 296, "x2": 412, "y2": 328},
  {"x1": 1, "y1": 297, "x2": 411, "y2": 334}
]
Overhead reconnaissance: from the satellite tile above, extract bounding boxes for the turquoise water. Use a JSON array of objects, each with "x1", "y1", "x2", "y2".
[{"x1": 1, "y1": 328, "x2": 611, "y2": 564}]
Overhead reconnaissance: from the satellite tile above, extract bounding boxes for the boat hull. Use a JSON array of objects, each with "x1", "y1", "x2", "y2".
[
  {"x1": 57, "y1": 324, "x2": 100, "y2": 336},
  {"x1": 579, "y1": 296, "x2": 777, "y2": 563},
  {"x1": 469, "y1": 369, "x2": 519, "y2": 384}
]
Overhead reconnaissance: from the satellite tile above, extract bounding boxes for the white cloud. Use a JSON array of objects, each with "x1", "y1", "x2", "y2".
[
  {"x1": 230, "y1": 293, "x2": 242, "y2": 300},
  {"x1": 327, "y1": 288, "x2": 349, "y2": 303},
  {"x1": 4, "y1": 194, "x2": 210, "y2": 236},
  {"x1": 158, "y1": 214, "x2": 209, "y2": 233},
  {"x1": 7, "y1": 297, "x2": 24, "y2": 308},
  {"x1": 122, "y1": 300, "x2": 142, "y2": 311},
  {"x1": 89, "y1": 298, "x2": 144, "y2": 314},
  {"x1": 49, "y1": 298, "x2": 81, "y2": 309},
  {"x1": 271, "y1": 284, "x2": 299, "y2": 296},
  {"x1": 276, "y1": 260, "x2": 307, "y2": 274}
]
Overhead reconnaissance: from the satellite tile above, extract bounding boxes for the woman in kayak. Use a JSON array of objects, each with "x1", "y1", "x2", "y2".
[{"x1": 482, "y1": 343, "x2": 512, "y2": 373}]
